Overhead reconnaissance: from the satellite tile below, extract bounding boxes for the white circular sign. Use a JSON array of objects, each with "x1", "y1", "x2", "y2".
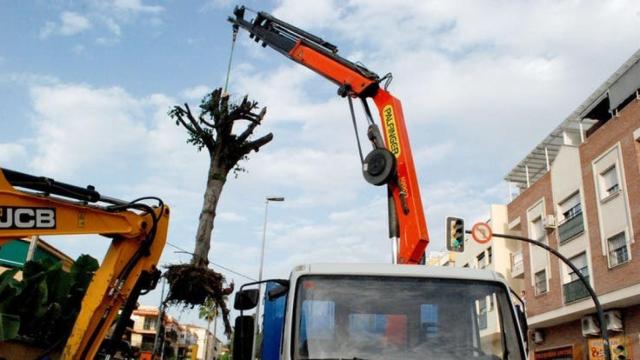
[{"x1": 471, "y1": 222, "x2": 493, "y2": 244}]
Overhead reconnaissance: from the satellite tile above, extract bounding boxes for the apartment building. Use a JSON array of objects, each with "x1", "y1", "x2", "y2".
[
  {"x1": 130, "y1": 305, "x2": 200, "y2": 360},
  {"x1": 502, "y1": 49, "x2": 640, "y2": 360},
  {"x1": 425, "y1": 250, "x2": 455, "y2": 266},
  {"x1": 185, "y1": 324, "x2": 220, "y2": 360}
]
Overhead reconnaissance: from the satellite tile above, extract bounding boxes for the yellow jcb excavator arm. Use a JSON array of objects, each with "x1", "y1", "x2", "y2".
[{"x1": 0, "y1": 167, "x2": 169, "y2": 359}]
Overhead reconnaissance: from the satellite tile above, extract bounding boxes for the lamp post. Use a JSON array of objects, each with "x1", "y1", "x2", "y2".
[{"x1": 251, "y1": 196, "x2": 284, "y2": 360}]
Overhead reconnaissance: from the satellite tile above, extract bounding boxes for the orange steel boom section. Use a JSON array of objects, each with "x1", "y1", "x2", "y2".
[
  {"x1": 372, "y1": 90, "x2": 429, "y2": 263},
  {"x1": 289, "y1": 41, "x2": 378, "y2": 95},
  {"x1": 229, "y1": 7, "x2": 429, "y2": 263}
]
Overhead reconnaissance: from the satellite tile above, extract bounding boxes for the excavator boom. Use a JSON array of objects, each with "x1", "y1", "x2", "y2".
[
  {"x1": 0, "y1": 168, "x2": 169, "y2": 359},
  {"x1": 229, "y1": 7, "x2": 429, "y2": 263}
]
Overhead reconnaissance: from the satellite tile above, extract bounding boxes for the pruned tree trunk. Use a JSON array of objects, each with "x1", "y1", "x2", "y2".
[{"x1": 192, "y1": 159, "x2": 227, "y2": 267}]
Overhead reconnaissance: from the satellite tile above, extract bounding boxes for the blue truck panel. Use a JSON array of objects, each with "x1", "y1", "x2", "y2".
[{"x1": 261, "y1": 281, "x2": 287, "y2": 360}]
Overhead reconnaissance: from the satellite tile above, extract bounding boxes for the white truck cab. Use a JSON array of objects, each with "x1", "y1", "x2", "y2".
[{"x1": 234, "y1": 263, "x2": 528, "y2": 360}]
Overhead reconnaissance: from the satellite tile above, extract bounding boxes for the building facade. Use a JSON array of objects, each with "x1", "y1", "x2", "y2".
[
  {"x1": 503, "y1": 49, "x2": 640, "y2": 360},
  {"x1": 130, "y1": 305, "x2": 200, "y2": 360},
  {"x1": 185, "y1": 324, "x2": 220, "y2": 360}
]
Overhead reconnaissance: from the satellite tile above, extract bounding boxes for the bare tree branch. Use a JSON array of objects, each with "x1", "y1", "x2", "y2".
[
  {"x1": 240, "y1": 133, "x2": 273, "y2": 154},
  {"x1": 172, "y1": 107, "x2": 198, "y2": 134},
  {"x1": 236, "y1": 107, "x2": 267, "y2": 143},
  {"x1": 199, "y1": 114, "x2": 215, "y2": 128},
  {"x1": 184, "y1": 103, "x2": 215, "y2": 150},
  {"x1": 184, "y1": 103, "x2": 205, "y2": 133}
]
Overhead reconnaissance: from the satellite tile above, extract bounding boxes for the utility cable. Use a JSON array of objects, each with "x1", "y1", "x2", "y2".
[{"x1": 166, "y1": 242, "x2": 256, "y2": 281}]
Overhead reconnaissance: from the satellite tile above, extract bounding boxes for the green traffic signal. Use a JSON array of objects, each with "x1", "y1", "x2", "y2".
[{"x1": 446, "y1": 217, "x2": 465, "y2": 252}]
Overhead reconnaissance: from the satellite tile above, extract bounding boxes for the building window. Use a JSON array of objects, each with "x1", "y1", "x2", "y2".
[
  {"x1": 568, "y1": 253, "x2": 588, "y2": 281},
  {"x1": 143, "y1": 317, "x2": 157, "y2": 330},
  {"x1": 477, "y1": 252, "x2": 487, "y2": 269},
  {"x1": 608, "y1": 232, "x2": 629, "y2": 267},
  {"x1": 535, "y1": 269, "x2": 547, "y2": 295},
  {"x1": 564, "y1": 252, "x2": 590, "y2": 303},
  {"x1": 599, "y1": 165, "x2": 620, "y2": 199},
  {"x1": 558, "y1": 192, "x2": 585, "y2": 244},
  {"x1": 559, "y1": 192, "x2": 582, "y2": 222},
  {"x1": 531, "y1": 217, "x2": 545, "y2": 242}
]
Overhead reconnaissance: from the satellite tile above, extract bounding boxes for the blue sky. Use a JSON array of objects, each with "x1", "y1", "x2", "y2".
[{"x1": 2, "y1": 0, "x2": 640, "y2": 337}]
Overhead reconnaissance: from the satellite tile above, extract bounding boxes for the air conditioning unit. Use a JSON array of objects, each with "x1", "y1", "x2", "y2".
[
  {"x1": 532, "y1": 330, "x2": 544, "y2": 344},
  {"x1": 543, "y1": 215, "x2": 557, "y2": 229},
  {"x1": 581, "y1": 315, "x2": 600, "y2": 336},
  {"x1": 605, "y1": 310, "x2": 623, "y2": 332}
]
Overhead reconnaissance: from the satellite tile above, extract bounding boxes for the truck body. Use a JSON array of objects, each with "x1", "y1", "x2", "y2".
[
  {"x1": 240, "y1": 264, "x2": 527, "y2": 360},
  {"x1": 228, "y1": 8, "x2": 529, "y2": 360}
]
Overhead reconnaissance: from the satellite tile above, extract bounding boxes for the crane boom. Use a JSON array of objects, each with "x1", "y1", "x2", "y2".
[{"x1": 229, "y1": 7, "x2": 429, "y2": 263}]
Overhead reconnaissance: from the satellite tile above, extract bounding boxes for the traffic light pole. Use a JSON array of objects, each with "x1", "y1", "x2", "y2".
[{"x1": 473, "y1": 231, "x2": 611, "y2": 360}]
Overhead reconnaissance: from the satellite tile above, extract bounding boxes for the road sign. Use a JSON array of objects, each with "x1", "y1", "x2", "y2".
[{"x1": 471, "y1": 222, "x2": 492, "y2": 244}]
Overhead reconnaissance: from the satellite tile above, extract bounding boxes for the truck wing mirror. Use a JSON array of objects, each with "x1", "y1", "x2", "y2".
[
  {"x1": 232, "y1": 315, "x2": 254, "y2": 360},
  {"x1": 268, "y1": 280, "x2": 290, "y2": 300},
  {"x1": 234, "y1": 289, "x2": 260, "y2": 310}
]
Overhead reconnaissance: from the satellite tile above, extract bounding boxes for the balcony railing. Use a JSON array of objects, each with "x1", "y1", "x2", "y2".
[
  {"x1": 558, "y1": 212, "x2": 584, "y2": 244},
  {"x1": 563, "y1": 276, "x2": 590, "y2": 303}
]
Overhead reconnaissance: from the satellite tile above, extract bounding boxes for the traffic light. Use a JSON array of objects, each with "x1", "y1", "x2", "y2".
[
  {"x1": 446, "y1": 217, "x2": 464, "y2": 252},
  {"x1": 613, "y1": 343, "x2": 627, "y2": 359}
]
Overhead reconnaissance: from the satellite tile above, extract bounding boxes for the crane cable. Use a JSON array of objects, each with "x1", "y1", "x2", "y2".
[
  {"x1": 223, "y1": 24, "x2": 240, "y2": 95},
  {"x1": 348, "y1": 96, "x2": 365, "y2": 164}
]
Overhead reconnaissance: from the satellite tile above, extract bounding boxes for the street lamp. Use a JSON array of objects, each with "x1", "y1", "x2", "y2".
[{"x1": 251, "y1": 196, "x2": 285, "y2": 360}]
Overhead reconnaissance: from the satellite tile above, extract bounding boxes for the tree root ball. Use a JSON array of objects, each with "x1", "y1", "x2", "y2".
[{"x1": 163, "y1": 263, "x2": 234, "y2": 335}]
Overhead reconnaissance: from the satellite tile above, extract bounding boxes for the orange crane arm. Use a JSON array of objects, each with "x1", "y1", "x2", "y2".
[{"x1": 229, "y1": 7, "x2": 429, "y2": 264}]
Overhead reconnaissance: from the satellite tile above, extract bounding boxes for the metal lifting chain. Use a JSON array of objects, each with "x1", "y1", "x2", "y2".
[{"x1": 223, "y1": 24, "x2": 240, "y2": 94}]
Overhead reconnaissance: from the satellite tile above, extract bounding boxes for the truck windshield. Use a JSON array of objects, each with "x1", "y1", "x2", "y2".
[{"x1": 293, "y1": 275, "x2": 524, "y2": 360}]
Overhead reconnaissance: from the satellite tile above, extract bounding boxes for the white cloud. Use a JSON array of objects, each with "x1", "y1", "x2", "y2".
[
  {"x1": 38, "y1": 2, "x2": 164, "y2": 42},
  {"x1": 38, "y1": 22, "x2": 56, "y2": 39},
  {"x1": 39, "y1": 12, "x2": 92, "y2": 39},
  {"x1": 28, "y1": 84, "x2": 148, "y2": 176},
  {"x1": 0, "y1": 143, "x2": 28, "y2": 168},
  {"x1": 109, "y1": 0, "x2": 164, "y2": 14},
  {"x1": 217, "y1": 212, "x2": 248, "y2": 223},
  {"x1": 180, "y1": 85, "x2": 211, "y2": 100},
  {"x1": 72, "y1": 44, "x2": 85, "y2": 55},
  {"x1": 59, "y1": 11, "x2": 92, "y2": 35},
  {"x1": 0, "y1": 72, "x2": 59, "y2": 86},
  {"x1": 413, "y1": 142, "x2": 454, "y2": 166},
  {"x1": 103, "y1": 17, "x2": 122, "y2": 37},
  {"x1": 200, "y1": 0, "x2": 234, "y2": 12}
]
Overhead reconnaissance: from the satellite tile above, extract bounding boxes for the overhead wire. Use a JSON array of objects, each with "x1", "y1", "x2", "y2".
[{"x1": 166, "y1": 242, "x2": 256, "y2": 281}]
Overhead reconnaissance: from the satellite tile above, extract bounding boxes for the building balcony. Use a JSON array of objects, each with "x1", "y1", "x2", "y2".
[
  {"x1": 558, "y1": 212, "x2": 584, "y2": 244},
  {"x1": 511, "y1": 251, "x2": 524, "y2": 278},
  {"x1": 563, "y1": 276, "x2": 590, "y2": 304}
]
